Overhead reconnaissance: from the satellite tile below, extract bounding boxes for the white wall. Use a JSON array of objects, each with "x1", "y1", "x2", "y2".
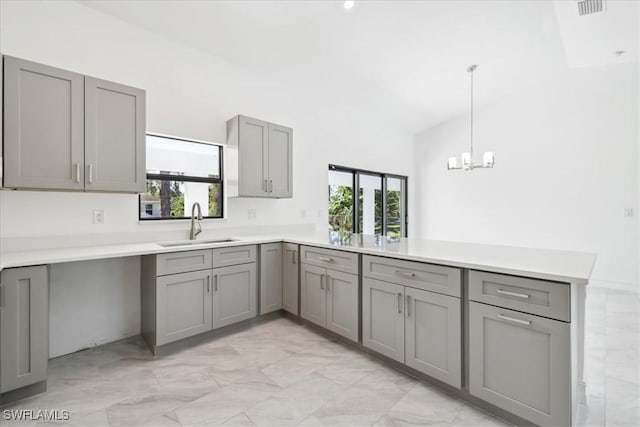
[
  {"x1": 0, "y1": 1, "x2": 415, "y2": 355},
  {"x1": 415, "y1": 63, "x2": 639, "y2": 288}
]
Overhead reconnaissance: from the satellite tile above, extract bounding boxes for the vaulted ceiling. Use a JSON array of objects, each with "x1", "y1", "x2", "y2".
[{"x1": 80, "y1": 0, "x2": 639, "y2": 134}]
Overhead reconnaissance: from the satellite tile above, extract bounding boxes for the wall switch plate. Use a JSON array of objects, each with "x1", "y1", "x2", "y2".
[
  {"x1": 93, "y1": 209, "x2": 105, "y2": 224},
  {"x1": 248, "y1": 209, "x2": 257, "y2": 220},
  {"x1": 624, "y1": 208, "x2": 634, "y2": 218}
]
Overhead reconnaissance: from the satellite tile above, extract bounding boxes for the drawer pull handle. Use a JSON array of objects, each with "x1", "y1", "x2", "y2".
[
  {"x1": 395, "y1": 270, "x2": 416, "y2": 278},
  {"x1": 397, "y1": 293, "x2": 403, "y2": 314},
  {"x1": 498, "y1": 314, "x2": 531, "y2": 326},
  {"x1": 318, "y1": 256, "x2": 334, "y2": 262},
  {"x1": 497, "y1": 289, "x2": 530, "y2": 299}
]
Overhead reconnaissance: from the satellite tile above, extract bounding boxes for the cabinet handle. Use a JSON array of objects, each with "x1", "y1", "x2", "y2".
[
  {"x1": 269, "y1": 180, "x2": 273, "y2": 192},
  {"x1": 88, "y1": 164, "x2": 94, "y2": 184},
  {"x1": 207, "y1": 275, "x2": 211, "y2": 293},
  {"x1": 498, "y1": 314, "x2": 531, "y2": 326},
  {"x1": 74, "y1": 163, "x2": 81, "y2": 183},
  {"x1": 214, "y1": 275, "x2": 218, "y2": 291},
  {"x1": 318, "y1": 256, "x2": 334, "y2": 263},
  {"x1": 397, "y1": 293, "x2": 403, "y2": 314},
  {"x1": 320, "y1": 274, "x2": 325, "y2": 290},
  {"x1": 264, "y1": 179, "x2": 268, "y2": 192},
  {"x1": 406, "y1": 295, "x2": 411, "y2": 316},
  {"x1": 395, "y1": 270, "x2": 416, "y2": 278},
  {"x1": 497, "y1": 289, "x2": 530, "y2": 299},
  {"x1": 292, "y1": 250, "x2": 297, "y2": 264}
]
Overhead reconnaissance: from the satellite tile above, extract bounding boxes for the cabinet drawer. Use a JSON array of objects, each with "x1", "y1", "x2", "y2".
[
  {"x1": 212, "y1": 245, "x2": 256, "y2": 268},
  {"x1": 157, "y1": 250, "x2": 213, "y2": 276},
  {"x1": 469, "y1": 271, "x2": 570, "y2": 322},
  {"x1": 300, "y1": 246, "x2": 358, "y2": 274},
  {"x1": 363, "y1": 255, "x2": 461, "y2": 298},
  {"x1": 469, "y1": 302, "x2": 570, "y2": 426}
]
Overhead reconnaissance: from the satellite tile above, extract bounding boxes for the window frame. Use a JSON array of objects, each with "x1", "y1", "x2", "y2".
[
  {"x1": 139, "y1": 132, "x2": 224, "y2": 221},
  {"x1": 328, "y1": 164, "x2": 408, "y2": 237}
]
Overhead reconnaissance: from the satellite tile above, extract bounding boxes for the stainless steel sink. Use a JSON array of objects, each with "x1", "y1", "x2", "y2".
[{"x1": 158, "y1": 238, "x2": 237, "y2": 248}]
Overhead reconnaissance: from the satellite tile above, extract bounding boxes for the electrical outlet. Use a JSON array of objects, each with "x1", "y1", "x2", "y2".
[
  {"x1": 93, "y1": 209, "x2": 105, "y2": 224},
  {"x1": 248, "y1": 209, "x2": 257, "y2": 220},
  {"x1": 624, "y1": 208, "x2": 634, "y2": 218}
]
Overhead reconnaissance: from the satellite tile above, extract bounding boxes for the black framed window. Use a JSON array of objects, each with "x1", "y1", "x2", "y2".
[
  {"x1": 328, "y1": 164, "x2": 407, "y2": 237},
  {"x1": 139, "y1": 133, "x2": 223, "y2": 220}
]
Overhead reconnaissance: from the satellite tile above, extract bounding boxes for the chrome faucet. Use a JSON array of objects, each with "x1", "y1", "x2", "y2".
[{"x1": 189, "y1": 202, "x2": 203, "y2": 240}]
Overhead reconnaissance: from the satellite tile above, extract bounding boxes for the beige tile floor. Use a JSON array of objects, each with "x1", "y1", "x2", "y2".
[{"x1": 2, "y1": 286, "x2": 638, "y2": 427}]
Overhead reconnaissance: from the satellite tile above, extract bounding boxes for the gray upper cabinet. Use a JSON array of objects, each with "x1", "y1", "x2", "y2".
[
  {"x1": 226, "y1": 115, "x2": 293, "y2": 198},
  {"x1": 84, "y1": 77, "x2": 145, "y2": 193},
  {"x1": 282, "y1": 243, "x2": 299, "y2": 315},
  {"x1": 469, "y1": 301, "x2": 571, "y2": 426},
  {"x1": 2, "y1": 55, "x2": 145, "y2": 193},
  {"x1": 260, "y1": 243, "x2": 283, "y2": 315},
  {"x1": 3, "y1": 56, "x2": 85, "y2": 190},
  {"x1": 0, "y1": 266, "x2": 49, "y2": 393}
]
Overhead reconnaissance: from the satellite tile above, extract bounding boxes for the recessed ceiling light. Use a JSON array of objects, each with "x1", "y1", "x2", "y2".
[
  {"x1": 614, "y1": 50, "x2": 626, "y2": 56},
  {"x1": 344, "y1": 1, "x2": 354, "y2": 10}
]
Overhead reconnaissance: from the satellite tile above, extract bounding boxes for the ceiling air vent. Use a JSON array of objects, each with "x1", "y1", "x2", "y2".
[{"x1": 577, "y1": 0, "x2": 605, "y2": 16}]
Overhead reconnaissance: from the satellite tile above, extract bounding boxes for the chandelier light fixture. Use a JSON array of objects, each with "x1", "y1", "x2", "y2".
[{"x1": 447, "y1": 64, "x2": 495, "y2": 171}]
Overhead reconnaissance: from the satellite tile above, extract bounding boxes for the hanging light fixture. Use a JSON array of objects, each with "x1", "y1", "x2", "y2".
[{"x1": 447, "y1": 64, "x2": 495, "y2": 171}]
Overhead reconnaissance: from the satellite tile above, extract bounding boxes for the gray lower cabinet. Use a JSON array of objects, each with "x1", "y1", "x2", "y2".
[
  {"x1": 362, "y1": 276, "x2": 462, "y2": 388},
  {"x1": 212, "y1": 263, "x2": 257, "y2": 329},
  {"x1": 156, "y1": 270, "x2": 213, "y2": 346},
  {"x1": 469, "y1": 301, "x2": 571, "y2": 426},
  {"x1": 300, "y1": 263, "x2": 358, "y2": 342},
  {"x1": 2, "y1": 55, "x2": 145, "y2": 193},
  {"x1": 0, "y1": 266, "x2": 49, "y2": 394},
  {"x1": 282, "y1": 243, "x2": 299, "y2": 315},
  {"x1": 260, "y1": 243, "x2": 282, "y2": 315},
  {"x1": 141, "y1": 246, "x2": 257, "y2": 352}
]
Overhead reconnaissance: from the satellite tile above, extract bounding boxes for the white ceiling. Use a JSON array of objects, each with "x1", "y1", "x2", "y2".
[{"x1": 79, "y1": 0, "x2": 639, "y2": 134}]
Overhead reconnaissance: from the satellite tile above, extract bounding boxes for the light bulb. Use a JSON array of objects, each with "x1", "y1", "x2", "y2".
[
  {"x1": 447, "y1": 157, "x2": 458, "y2": 170},
  {"x1": 461, "y1": 152, "x2": 471, "y2": 170},
  {"x1": 483, "y1": 152, "x2": 495, "y2": 168}
]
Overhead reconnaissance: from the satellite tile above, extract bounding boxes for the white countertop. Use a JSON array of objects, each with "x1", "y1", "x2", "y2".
[{"x1": 0, "y1": 232, "x2": 596, "y2": 284}]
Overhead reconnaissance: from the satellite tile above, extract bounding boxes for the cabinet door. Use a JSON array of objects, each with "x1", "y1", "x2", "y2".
[
  {"x1": 326, "y1": 270, "x2": 359, "y2": 342},
  {"x1": 3, "y1": 56, "x2": 84, "y2": 190},
  {"x1": 238, "y1": 116, "x2": 269, "y2": 197},
  {"x1": 267, "y1": 123, "x2": 293, "y2": 198},
  {"x1": 300, "y1": 264, "x2": 326, "y2": 327},
  {"x1": 156, "y1": 270, "x2": 212, "y2": 346},
  {"x1": 405, "y1": 288, "x2": 461, "y2": 388},
  {"x1": 0, "y1": 266, "x2": 48, "y2": 393},
  {"x1": 469, "y1": 302, "x2": 571, "y2": 427},
  {"x1": 85, "y1": 77, "x2": 145, "y2": 193},
  {"x1": 282, "y1": 243, "x2": 299, "y2": 315},
  {"x1": 212, "y1": 263, "x2": 257, "y2": 329},
  {"x1": 260, "y1": 243, "x2": 282, "y2": 315},
  {"x1": 362, "y1": 278, "x2": 404, "y2": 363}
]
